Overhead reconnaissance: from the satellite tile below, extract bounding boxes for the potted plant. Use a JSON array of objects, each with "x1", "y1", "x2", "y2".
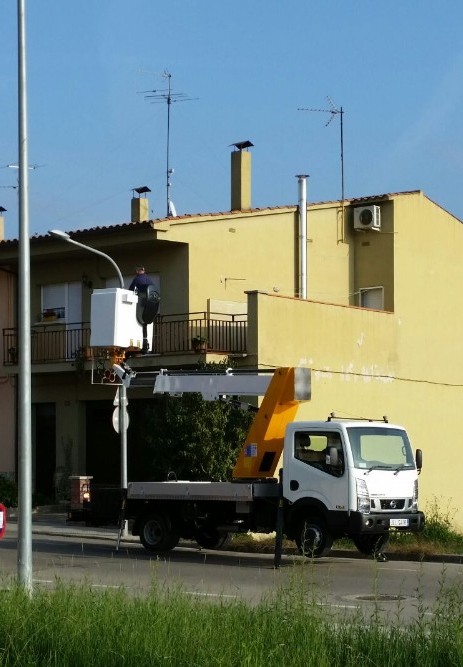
[
  {"x1": 42, "y1": 308, "x2": 57, "y2": 322},
  {"x1": 74, "y1": 346, "x2": 92, "y2": 373},
  {"x1": 80, "y1": 346, "x2": 92, "y2": 361},
  {"x1": 191, "y1": 335, "x2": 208, "y2": 352}
]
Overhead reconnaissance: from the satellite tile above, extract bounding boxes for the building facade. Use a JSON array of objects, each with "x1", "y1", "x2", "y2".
[{"x1": 0, "y1": 155, "x2": 461, "y2": 525}]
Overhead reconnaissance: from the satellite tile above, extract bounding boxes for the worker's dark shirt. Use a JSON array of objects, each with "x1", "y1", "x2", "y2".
[{"x1": 129, "y1": 273, "x2": 155, "y2": 291}]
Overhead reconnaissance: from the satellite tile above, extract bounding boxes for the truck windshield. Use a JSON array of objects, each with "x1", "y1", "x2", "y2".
[{"x1": 346, "y1": 426, "x2": 415, "y2": 471}]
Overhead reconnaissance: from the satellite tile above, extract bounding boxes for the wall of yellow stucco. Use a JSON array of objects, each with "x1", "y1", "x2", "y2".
[
  {"x1": 164, "y1": 203, "x2": 355, "y2": 311},
  {"x1": 351, "y1": 200, "x2": 395, "y2": 311},
  {"x1": 390, "y1": 193, "x2": 463, "y2": 526},
  {"x1": 165, "y1": 209, "x2": 299, "y2": 310},
  {"x1": 305, "y1": 204, "x2": 352, "y2": 305},
  {"x1": 248, "y1": 237, "x2": 463, "y2": 529},
  {"x1": 392, "y1": 193, "x2": 463, "y2": 383}
]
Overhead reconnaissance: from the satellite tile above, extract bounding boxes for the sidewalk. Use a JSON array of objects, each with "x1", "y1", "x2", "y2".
[
  {"x1": 5, "y1": 507, "x2": 463, "y2": 564},
  {"x1": 7, "y1": 507, "x2": 138, "y2": 543}
]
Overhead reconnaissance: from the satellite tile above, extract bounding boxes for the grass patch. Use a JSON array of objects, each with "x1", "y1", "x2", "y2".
[
  {"x1": 419, "y1": 497, "x2": 463, "y2": 548},
  {"x1": 388, "y1": 497, "x2": 463, "y2": 558},
  {"x1": 226, "y1": 497, "x2": 463, "y2": 559},
  {"x1": 0, "y1": 579, "x2": 462, "y2": 666}
]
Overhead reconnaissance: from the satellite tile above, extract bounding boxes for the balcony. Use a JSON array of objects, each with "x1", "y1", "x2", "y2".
[
  {"x1": 3, "y1": 322, "x2": 92, "y2": 365},
  {"x1": 2, "y1": 312, "x2": 247, "y2": 366},
  {"x1": 152, "y1": 312, "x2": 247, "y2": 355}
]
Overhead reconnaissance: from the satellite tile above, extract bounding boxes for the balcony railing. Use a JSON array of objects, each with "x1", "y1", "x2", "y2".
[
  {"x1": 3, "y1": 322, "x2": 92, "y2": 365},
  {"x1": 2, "y1": 312, "x2": 247, "y2": 366},
  {"x1": 152, "y1": 311, "x2": 247, "y2": 354}
]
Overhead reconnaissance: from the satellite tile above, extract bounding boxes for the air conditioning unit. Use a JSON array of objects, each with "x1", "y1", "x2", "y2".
[{"x1": 353, "y1": 205, "x2": 381, "y2": 231}]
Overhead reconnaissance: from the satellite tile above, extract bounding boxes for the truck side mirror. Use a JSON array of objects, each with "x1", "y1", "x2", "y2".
[
  {"x1": 415, "y1": 448, "x2": 422, "y2": 473},
  {"x1": 327, "y1": 446, "x2": 339, "y2": 467}
]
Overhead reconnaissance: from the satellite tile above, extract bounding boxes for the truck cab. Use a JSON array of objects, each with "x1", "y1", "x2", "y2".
[{"x1": 282, "y1": 419, "x2": 424, "y2": 557}]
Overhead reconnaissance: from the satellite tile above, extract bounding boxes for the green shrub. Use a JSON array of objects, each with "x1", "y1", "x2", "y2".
[
  {"x1": 421, "y1": 497, "x2": 463, "y2": 545},
  {"x1": 0, "y1": 474, "x2": 18, "y2": 507}
]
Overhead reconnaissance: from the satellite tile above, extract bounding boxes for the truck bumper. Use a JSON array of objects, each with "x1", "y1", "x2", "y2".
[{"x1": 349, "y1": 511, "x2": 425, "y2": 534}]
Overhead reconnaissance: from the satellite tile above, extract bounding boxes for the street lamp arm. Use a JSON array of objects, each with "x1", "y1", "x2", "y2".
[
  {"x1": 49, "y1": 230, "x2": 125, "y2": 289},
  {"x1": 49, "y1": 228, "x2": 129, "y2": 524}
]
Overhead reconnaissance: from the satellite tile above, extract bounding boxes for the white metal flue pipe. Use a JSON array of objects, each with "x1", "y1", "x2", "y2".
[{"x1": 296, "y1": 175, "x2": 309, "y2": 299}]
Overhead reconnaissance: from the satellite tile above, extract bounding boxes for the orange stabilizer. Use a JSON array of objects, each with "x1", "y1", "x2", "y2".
[{"x1": 232, "y1": 367, "x2": 310, "y2": 479}]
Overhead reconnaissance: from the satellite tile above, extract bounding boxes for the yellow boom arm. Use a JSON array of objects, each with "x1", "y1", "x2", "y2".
[{"x1": 232, "y1": 367, "x2": 311, "y2": 479}]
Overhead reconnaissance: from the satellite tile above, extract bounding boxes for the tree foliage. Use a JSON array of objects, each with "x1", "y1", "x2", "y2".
[{"x1": 0, "y1": 475, "x2": 18, "y2": 507}]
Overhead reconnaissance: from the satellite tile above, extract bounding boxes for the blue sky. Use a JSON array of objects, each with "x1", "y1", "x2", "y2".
[{"x1": 1, "y1": 1, "x2": 463, "y2": 238}]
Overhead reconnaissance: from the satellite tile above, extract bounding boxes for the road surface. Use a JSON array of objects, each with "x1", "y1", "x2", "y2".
[{"x1": 1, "y1": 517, "x2": 462, "y2": 624}]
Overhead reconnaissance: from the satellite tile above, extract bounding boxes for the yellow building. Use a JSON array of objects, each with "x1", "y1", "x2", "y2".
[{"x1": 0, "y1": 148, "x2": 461, "y2": 525}]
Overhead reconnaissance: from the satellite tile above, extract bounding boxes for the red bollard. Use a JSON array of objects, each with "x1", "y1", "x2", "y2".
[{"x1": 0, "y1": 504, "x2": 7, "y2": 539}]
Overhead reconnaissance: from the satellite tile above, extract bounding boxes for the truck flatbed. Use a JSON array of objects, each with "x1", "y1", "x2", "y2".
[{"x1": 127, "y1": 480, "x2": 280, "y2": 502}]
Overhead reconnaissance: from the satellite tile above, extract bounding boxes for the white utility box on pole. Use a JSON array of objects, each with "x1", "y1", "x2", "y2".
[{"x1": 90, "y1": 288, "x2": 143, "y2": 349}]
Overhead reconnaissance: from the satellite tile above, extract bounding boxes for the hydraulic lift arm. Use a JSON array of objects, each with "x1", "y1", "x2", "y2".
[
  {"x1": 232, "y1": 367, "x2": 310, "y2": 479},
  {"x1": 112, "y1": 363, "x2": 311, "y2": 480}
]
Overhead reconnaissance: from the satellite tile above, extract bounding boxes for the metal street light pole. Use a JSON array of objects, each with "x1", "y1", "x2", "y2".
[
  {"x1": 17, "y1": 0, "x2": 33, "y2": 594},
  {"x1": 49, "y1": 230, "x2": 124, "y2": 288},
  {"x1": 49, "y1": 230, "x2": 128, "y2": 534}
]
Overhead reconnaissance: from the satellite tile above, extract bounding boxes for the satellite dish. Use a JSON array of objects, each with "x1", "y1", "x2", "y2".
[{"x1": 168, "y1": 200, "x2": 177, "y2": 217}]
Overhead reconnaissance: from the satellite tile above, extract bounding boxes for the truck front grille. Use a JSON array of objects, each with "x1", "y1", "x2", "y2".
[{"x1": 379, "y1": 498, "x2": 405, "y2": 510}]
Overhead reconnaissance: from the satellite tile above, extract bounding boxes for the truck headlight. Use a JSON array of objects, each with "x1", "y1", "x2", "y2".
[
  {"x1": 412, "y1": 479, "x2": 418, "y2": 512},
  {"x1": 356, "y1": 478, "x2": 370, "y2": 515}
]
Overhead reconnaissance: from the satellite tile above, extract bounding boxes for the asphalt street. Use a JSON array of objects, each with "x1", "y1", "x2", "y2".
[{"x1": 1, "y1": 510, "x2": 462, "y2": 625}]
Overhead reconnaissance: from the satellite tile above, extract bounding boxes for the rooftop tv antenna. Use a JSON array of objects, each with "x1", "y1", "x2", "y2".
[
  {"x1": 142, "y1": 71, "x2": 198, "y2": 218},
  {"x1": 1, "y1": 163, "x2": 41, "y2": 196},
  {"x1": 298, "y1": 97, "x2": 345, "y2": 205}
]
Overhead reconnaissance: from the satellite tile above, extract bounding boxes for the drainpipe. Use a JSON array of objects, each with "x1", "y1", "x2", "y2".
[{"x1": 296, "y1": 175, "x2": 309, "y2": 299}]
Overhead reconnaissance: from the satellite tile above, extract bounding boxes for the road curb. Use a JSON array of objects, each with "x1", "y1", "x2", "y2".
[{"x1": 5, "y1": 510, "x2": 463, "y2": 564}]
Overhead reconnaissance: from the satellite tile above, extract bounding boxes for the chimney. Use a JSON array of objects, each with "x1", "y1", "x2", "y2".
[
  {"x1": 230, "y1": 140, "x2": 253, "y2": 210},
  {"x1": 0, "y1": 207, "x2": 6, "y2": 241},
  {"x1": 131, "y1": 186, "x2": 151, "y2": 223}
]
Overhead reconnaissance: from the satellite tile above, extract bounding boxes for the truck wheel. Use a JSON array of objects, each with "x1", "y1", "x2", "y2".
[
  {"x1": 296, "y1": 516, "x2": 333, "y2": 558},
  {"x1": 352, "y1": 534, "x2": 390, "y2": 556},
  {"x1": 194, "y1": 528, "x2": 229, "y2": 550},
  {"x1": 139, "y1": 512, "x2": 180, "y2": 553}
]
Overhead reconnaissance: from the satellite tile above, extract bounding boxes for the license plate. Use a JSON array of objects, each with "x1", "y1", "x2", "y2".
[{"x1": 390, "y1": 518, "x2": 409, "y2": 527}]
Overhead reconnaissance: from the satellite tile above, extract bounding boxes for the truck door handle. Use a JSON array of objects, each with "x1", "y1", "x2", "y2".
[{"x1": 290, "y1": 480, "x2": 299, "y2": 491}]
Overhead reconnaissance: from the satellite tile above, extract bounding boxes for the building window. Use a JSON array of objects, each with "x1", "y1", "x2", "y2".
[
  {"x1": 41, "y1": 284, "x2": 66, "y2": 321},
  {"x1": 41, "y1": 282, "x2": 82, "y2": 323},
  {"x1": 358, "y1": 286, "x2": 384, "y2": 310}
]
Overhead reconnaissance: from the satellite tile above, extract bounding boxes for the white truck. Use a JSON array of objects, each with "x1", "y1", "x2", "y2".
[{"x1": 85, "y1": 365, "x2": 424, "y2": 562}]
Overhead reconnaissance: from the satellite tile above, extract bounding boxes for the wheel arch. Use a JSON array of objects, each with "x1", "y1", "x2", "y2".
[
  {"x1": 131, "y1": 500, "x2": 179, "y2": 536},
  {"x1": 284, "y1": 498, "x2": 330, "y2": 539}
]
